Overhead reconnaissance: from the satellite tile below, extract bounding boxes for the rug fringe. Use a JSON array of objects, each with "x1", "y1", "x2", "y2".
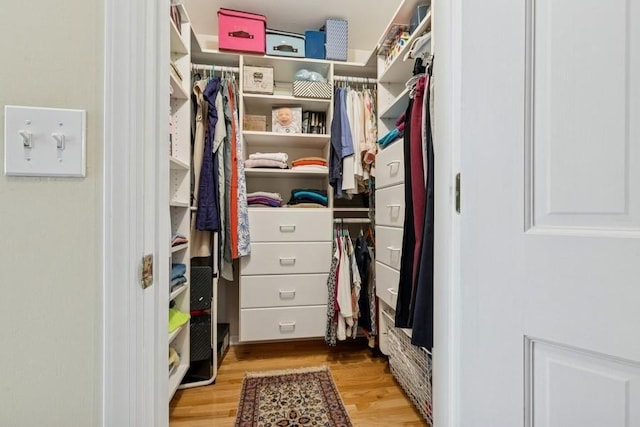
[{"x1": 244, "y1": 365, "x2": 328, "y2": 378}]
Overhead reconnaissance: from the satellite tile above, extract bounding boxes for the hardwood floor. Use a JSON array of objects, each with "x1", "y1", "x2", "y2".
[{"x1": 169, "y1": 339, "x2": 427, "y2": 426}]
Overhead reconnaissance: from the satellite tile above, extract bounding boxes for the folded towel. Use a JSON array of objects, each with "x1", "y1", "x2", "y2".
[
  {"x1": 378, "y1": 128, "x2": 402, "y2": 148},
  {"x1": 171, "y1": 275, "x2": 187, "y2": 288},
  {"x1": 292, "y1": 156, "x2": 326, "y2": 163},
  {"x1": 245, "y1": 159, "x2": 288, "y2": 169},
  {"x1": 247, "y1": 191, "x2": 283, "y2": 201},
  {"x1": 284, "y1": 202, "x2": 327, "y2": 208},
  {"x1": 289, "y1": 190, "x2": 329, "y2": 206},
  {"x1": 171, "y1": 263, "x2": 186, "y2": 280},
  {"x1": 248, "y1": 152, "x2": 289, "y2": 163},
  {"x1": 291, "y1": 165, "x2": 329, "y2": 171},
  {"x1": 247, "y1": 196, "x2": 282, "y2": 207},
  {"x1": 291, "y1": 159, "x2": 328, "y2": 167},
  {"x1": 168, "y1": 308, "x2": 190, "y2": 333}
]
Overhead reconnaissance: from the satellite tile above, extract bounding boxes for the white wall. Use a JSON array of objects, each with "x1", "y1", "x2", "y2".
[{"x1": 0, "y1": 1, "x2": 103, "y2": 426}]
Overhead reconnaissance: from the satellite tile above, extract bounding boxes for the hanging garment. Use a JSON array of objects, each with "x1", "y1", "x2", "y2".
[
  {"x1": 325, "y1": 237, "x2": 339, "y2": 347},
  {"x1": 395, "y1": 96, "x2": 417, "y2": 329},
  {"x1": 340, "y1": 88, "x2": 356, "y2": 194},
  {"x1": 329, "y1": 87, "x2": 344, "y2": 197},
  {"x1": 336, "y1": 234, "x2": 353, "y2": 341},
  {"x1": 355, "y1": 234, "x2": 372, "y2": 332},
  {"x1": 232, "y1": 80, "x2": 250, "y2": 258},
  {"x1": 195, "y1": 77, "x2": 221, "y2": 232},
  {"x1": 410, "y1": 76, "x2": 427, "y2": 288},
  {"x1": 362, "y1": 89, "x2": 377, "y2": 180},
  {"x1": 411, "y1": 74, "x2": 435, "y2": 349},
  {"x1": 220, "y1": 82, "x2": 235, "y2": 280},
  {"x1": 347, "y1": 235, "x2": 362, "y2": 339},
  {"x1": 190, "y1": 79, "x2": 212, "y2": 257},
  {"x1": 213, "y1": 88, "x2": 228, "y2": 264}
]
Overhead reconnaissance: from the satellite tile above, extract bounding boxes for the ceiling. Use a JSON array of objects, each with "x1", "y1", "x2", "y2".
[{"x1": 182, "y1": 0, "x2": 402, "y2": 60}]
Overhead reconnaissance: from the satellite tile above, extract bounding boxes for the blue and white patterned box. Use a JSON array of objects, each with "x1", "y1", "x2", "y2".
[{"x1": 325, "y1": 19, "x2": 348, "y2": 61}]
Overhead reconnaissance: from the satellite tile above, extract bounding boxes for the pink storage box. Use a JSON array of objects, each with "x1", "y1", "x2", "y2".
[{"x1": 218, "y1": 8, "x2": 266, "y2": 54}]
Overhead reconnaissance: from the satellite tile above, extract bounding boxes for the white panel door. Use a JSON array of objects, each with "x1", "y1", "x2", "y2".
[{"x1": 459, "y1": 0, "x2": 640, "y2": 426}]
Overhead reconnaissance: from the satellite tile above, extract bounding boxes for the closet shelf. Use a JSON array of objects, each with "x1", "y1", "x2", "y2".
[
  {"x1": 170, "y1": 72, "x2": 189, "y2": 100},
  {"x1": 169, "y1": 363, "x2": 189, "y2": 398},
  {"x1": 170, "y1": 283, "x2": 189, "y2": 302},
  {"x1": 380, "y1": 87, "x2": 410, "y2": 120},
  {"x1": 170, "y1": 19, "x2": 188, "y2": 55},
  {"x1": 170, "y1": 200, "x2": 190, "y2": 208},
  {"x1": 169, "y1": 323, "x2": 187, "y2": 344},
  {"x1": 243, "y1": 131, "x2": 330, "y2": 148},
  {"x1": 170, "y1": 156, "x2": 190, "y2": 170},
  {"x1": 193, "y1": 41, "x2": 376, "y2": 78},
  {"x1": 333, "y1": 208, "x2": 370, "y2": 212},
  {"x1": 243, "y1": 93, "x2": 331, "y2": 112},
  {"x1": 244, "y1": 168, "x2": 329, "y2": 178},
  {"x1": 171, "y1": 243, "x2": 189, "y2": 253},
  {"x1": 378, "y1": 11, "x2": 432, "y2": 83}
]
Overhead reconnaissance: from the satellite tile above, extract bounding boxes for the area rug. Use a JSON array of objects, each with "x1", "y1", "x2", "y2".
[{"x1": 235, "y1": 365, "x2": 353, "y2": 427}]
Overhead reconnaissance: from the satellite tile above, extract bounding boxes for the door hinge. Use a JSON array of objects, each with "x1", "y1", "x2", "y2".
[{"x1": 455, "y1": 173, "x2": 461, "y2": 214}]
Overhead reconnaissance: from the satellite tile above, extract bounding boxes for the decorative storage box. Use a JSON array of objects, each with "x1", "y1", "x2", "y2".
[
  {"x1": 409, "y1": 4, "x2": 430, "y2": 34},
  {"x1": 243, "y1": 65, "x2": 274, "y2": 94},
  {"x1": 266, "y1": 29, "x2": 305, "y2": 58},
  {"x1": 272, "y1": 106, "x2": 302, "y2": 134},
  {"x1": 325, "y1": 18, "x2": 348, "y2": 61},
  {"x1": 218, "y1": 8, "x2": 266, "y2": 54},
  {"x1": 305, "y1": 30, "x2": 325, "y2": 59},
  {"x1": 293, "y1": 81, "x2": 332, "y2": 99},
  {"x1": 243, "y1": 114, "x2": 267, "y2": 131}
]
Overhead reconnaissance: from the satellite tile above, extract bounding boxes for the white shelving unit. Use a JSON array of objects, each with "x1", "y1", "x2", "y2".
[
  {"x1": 374, "y1": 1, "x2": 434, "y2": 424},
  {"x1": 168, "y1": 1, "x2": 192, "y2": 401},
  {"x1": 377, "y1": 7, "x2": 432, "y2": 138}
]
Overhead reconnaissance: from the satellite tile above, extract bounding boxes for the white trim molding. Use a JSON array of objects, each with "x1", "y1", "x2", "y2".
[{"x1": 103, "y1": 0, "x2": 166, "y2": 425}]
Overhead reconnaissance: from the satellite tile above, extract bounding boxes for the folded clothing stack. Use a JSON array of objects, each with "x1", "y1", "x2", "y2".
[
  {"x1": 245, "y1": 152, "x2": 289, "y2": 169},
  {"x1": 168, "y1": 307, "x2": 190, "y2": 333},
  {"x1": 168, "y1": 347, "x2": 180, "y2": 373},
  {"x1": 247, "y1": 191, "x2": 283, "y2": 207},
  {"x1": 377, "y1": 112, "x2": 406, "y2": 148},
  {"x1": 171, "y1": 263, "x2": 187, "y2": 292},
  {"x1": 171, "y1": 233, "x2": 188, "y2": 247},
  {"x1": 291, "y1": 156, "x2": 328, "y2": 171},
  {"x1": 287, "y1": 188, "x2": 328, "y2": 207}
]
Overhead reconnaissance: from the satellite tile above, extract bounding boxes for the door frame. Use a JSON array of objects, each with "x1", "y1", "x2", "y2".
[
  {"x1": 432, "y1": 0, "x2": 463, "y2": 425},
  {"x1": 103, "y1": 0, "x2": 168, "y2": 425},
  {"x1": 102, "y1": 0, "x2": 464, "y2": 425}
]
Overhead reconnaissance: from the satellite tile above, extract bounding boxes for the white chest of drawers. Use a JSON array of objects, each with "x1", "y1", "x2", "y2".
[
  {"x1": 239, "y1": 208, "x2": 331, "y2": 342},
  {"x1": 375, "y1": 141, "x2": 405, "y2": 355}
]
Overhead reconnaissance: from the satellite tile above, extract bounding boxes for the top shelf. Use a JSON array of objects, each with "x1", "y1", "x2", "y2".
[
  {"x1": 378, "y1": 11, "x2": 432, "y2": 83},
  {"x1": 192, "y1": 37, "x2": 377, "y2": 78},
  {"x1": 375, "y1": 0, "x2": 432, "y2": 48}
]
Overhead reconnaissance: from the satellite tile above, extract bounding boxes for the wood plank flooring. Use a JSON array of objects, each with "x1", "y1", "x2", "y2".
[{"x1": 169, "y1": 339, "x2": 427, "y2": 426}]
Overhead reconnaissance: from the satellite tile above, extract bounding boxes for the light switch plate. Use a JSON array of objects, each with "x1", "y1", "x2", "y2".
[{"x1": 4, "y1": 105, "x2": 86, "y2": 177}]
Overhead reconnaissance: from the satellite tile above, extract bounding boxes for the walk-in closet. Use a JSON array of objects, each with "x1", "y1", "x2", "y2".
[{"x1": 165, "y1": 1, "x2": 437, "y2": 425}]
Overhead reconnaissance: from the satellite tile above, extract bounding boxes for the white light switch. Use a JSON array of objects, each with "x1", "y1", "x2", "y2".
[{"x1": 4, "y1": 105, "x2": 86, "y2": 177}]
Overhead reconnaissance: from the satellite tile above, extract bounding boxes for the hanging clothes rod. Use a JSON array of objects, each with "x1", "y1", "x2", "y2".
[
  {"x1": 191, "y1": 63, "x2": 239, "y2": 73},
  {"x1": 333, "y1": 75, "x2": 377, "y2": 84},
  {"x1": 333, "y1": 218, "x2": 371, "y2": 224}
]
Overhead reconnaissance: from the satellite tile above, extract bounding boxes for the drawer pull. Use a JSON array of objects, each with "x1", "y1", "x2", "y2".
[
  {"x1": 386, "y1": 160, "x2": 401, "y2": 167},
  {"x1": 279, "y1": 289, "x2": 296, "y2": 299},
  {"x1": 279, "y1": 224, "x2": 296, "y2": 232},
  {"x1": 388, "y1": 288, "x2": 398, "y2": 296},
  {"x1": 279, "y1": 257, "x2": 296, "y2": 265},
  {"x1": 386, "y1": 246, "x2": 401, "y2": 252},
  {"x1": 387, "y1": 204, "x2": 401, "y2": 209},
  {"x1": 279, "y1": 321, "x2": 296, "y2": 330}
]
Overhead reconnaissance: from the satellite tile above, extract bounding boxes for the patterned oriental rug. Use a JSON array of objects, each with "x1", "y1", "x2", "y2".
[{"x1": 235, "y1": 366, "x2": 353, "y2": 427}]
